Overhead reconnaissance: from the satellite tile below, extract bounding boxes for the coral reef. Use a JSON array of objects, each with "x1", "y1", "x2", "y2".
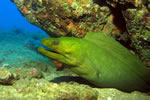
[
  {"x1": 0, "y1": 79, "x2": 149, "y2": 99},
  {"x1": 11, "y1": 67, "x2": 43, "y2": 79},
  {"x1": 122, "y1": 5, "x2": 150, "y2": 67},
  {"x1": 11, "y1": 0, "x2": 112, "y2": 37},
  {"x1": 0, "y1": 61, "x2": 149, "y2": 99},
  {"x1": 0, "y1": 64, "x2": 18, "y2": 84}
]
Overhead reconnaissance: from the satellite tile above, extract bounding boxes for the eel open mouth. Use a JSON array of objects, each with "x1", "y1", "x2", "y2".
[
  {"x1": 38, "y1": 46, "x2": 67, "y2": 62},
  {"x1": 46, "y1": 47, "x2": 61, "y2": 55}
]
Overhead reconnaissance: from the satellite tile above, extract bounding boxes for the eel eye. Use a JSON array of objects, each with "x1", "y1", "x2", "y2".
[{"x1": 53, "y1": 41, "x2": 59, "y2": 45}]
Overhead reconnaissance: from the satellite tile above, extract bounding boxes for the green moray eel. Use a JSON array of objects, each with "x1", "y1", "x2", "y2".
[{"x1": 38, "y1": 32, "x2": 150, "y2": 92}]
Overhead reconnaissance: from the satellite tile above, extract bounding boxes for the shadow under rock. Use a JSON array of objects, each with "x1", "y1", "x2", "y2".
[{"x1": 50, "y1": 76, "x2": 99, "y2": 88}]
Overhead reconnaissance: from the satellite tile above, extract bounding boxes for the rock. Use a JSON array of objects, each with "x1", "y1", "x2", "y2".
[
  {"x1": 0, "y1": 79, "x2": 149, "y2": 99},
  {"x1": 97, "y1": 88, "x2": 150, "y2": 100},
  {"x1": 99, "y1": 0, "x2": 144, "y2": 7},
  {"x1": 11, "y1": 67, "x2": 44, "y2": 80},
  {"x1": 121, "y1": 2, "x2": 150, "y2": 67},
  {"x1": 11, "y1": 0, "x2": 113, "y2": 37},
  {"x1": 0, "y1": 64, "x2": 18, "y2": 84}
]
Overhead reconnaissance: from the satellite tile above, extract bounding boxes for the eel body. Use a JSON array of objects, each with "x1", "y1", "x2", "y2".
[{"x1": 38, "y1": 32, "x2": 150, "y2": 92}]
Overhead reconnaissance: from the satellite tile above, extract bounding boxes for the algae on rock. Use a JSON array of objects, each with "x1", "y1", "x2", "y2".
[{"x1": 0, "y1": 78, "x2": 149, "y2": 100}]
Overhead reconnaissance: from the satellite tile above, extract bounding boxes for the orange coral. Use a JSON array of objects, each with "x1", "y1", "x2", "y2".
[
  {"x1": 23, "y1": 6, "x2": 28, "y2": 14},
  {"x1": 68, "y1": 0, "x2": 72, "y2": 4},
  {"x1": 67, "y1": 23, "x2": 74, "y2": 29}
]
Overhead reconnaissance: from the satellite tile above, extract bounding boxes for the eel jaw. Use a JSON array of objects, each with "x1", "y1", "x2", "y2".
[{"x1": 38, "y1": 47, "x2": 67, "y2": 63}]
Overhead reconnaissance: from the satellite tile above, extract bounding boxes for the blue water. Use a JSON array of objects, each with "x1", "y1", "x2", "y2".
[
  {"x1": 0, "y1": 0, "x2": 43, "y2": 32},
  {"x1": 0, "y1": 0, "x2": 50, "y2": 68}
]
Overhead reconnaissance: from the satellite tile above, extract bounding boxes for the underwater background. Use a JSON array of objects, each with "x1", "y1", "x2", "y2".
[
  {"x1": 0, "y1": 0, "x2": 53, "y2": 72},
  {"x1": 0, "y1": 0, "x2": 150, "y2": 99},
  {"x1": 0, "y1": 0, "x2": 42, "y2": 32}
]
